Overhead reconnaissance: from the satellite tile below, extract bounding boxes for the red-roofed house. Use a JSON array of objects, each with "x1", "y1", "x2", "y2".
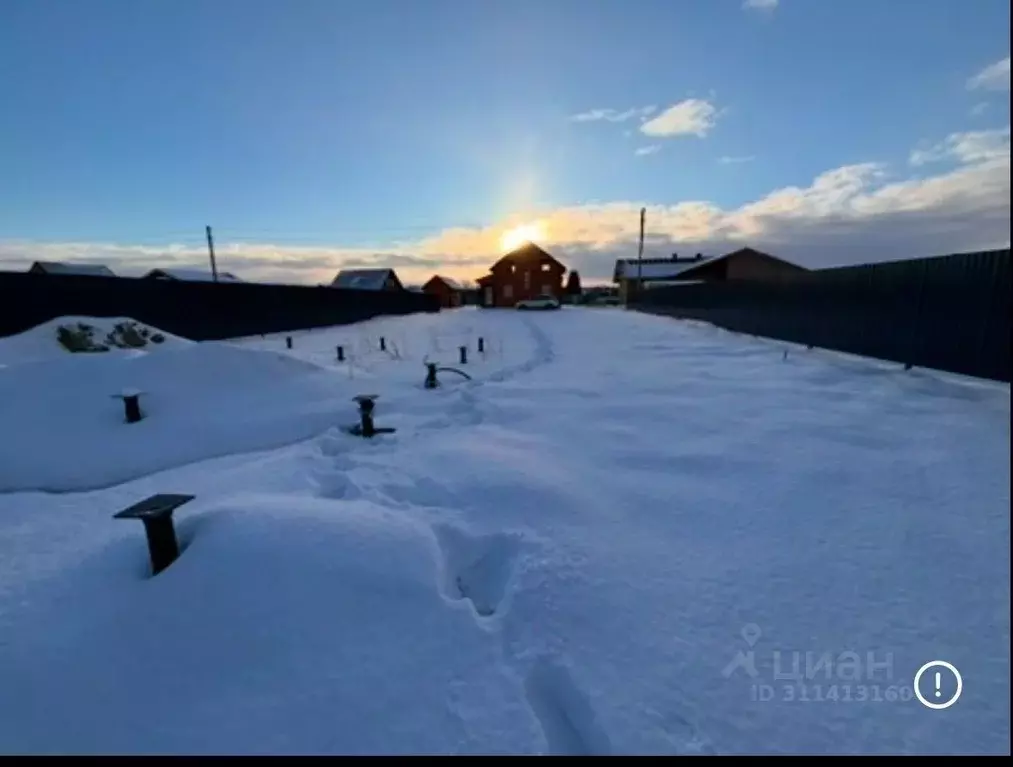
[
  {"x1": 475, "y1": 242, "x2": 567, "y2": 308},
  {"x1": 422, "y1": 275, "x2": 465, "y2": 308}
]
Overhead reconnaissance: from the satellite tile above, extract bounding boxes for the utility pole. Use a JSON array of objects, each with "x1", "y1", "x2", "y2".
[
  {"x1": 635, "y1": 207, "x2": 646, "y2": 298},
  {"x1": 205, "y1": 225, "x2": 219, "y2": 283}
]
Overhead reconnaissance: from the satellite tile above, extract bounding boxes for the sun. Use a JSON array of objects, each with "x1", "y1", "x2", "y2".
[{"x1": 499, "y1": 221, "x2": 546, "y2": 253}]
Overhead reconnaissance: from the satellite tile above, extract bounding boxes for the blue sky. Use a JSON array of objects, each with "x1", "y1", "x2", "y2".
[{"x1": 0, "y1": 0, "x2": 1009, "y2": 284}]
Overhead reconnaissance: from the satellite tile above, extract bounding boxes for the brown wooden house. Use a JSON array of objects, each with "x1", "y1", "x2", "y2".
[
  {"x1": 613, "y1": 247, "x2": 807, "y2": 301},
  {"x1": 476, "y1": 242, "x2": 567, "y2": 308},
  {"x1": 422, "y1": 275, "x2": 464, "y2": 308}
]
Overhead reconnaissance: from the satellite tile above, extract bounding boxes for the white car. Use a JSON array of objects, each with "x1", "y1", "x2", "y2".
[{"x1": 516, "y1": 294, "x2": 561, "y2": 310}]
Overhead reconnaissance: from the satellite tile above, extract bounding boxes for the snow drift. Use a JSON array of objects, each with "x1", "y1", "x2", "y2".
[
  {"x1": 0, "y1": 341, "x2": 359, "y2": 492},
  {"x1": 0, "y1": 315, "x2": 192, "y2": 366},
  {"x1": 0, "y1": 307, "x2": 1008, "y2": 755},
  {"x1": 0, "y1": 493, "x2": 542, "y2": 755}
]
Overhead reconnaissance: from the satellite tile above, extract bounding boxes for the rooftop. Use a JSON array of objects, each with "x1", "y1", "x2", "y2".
[
  {"x1": 613, "y1": 255, "x2": 711, "y2": 282},
  {"x1": 492, "y1": 242, "x2": 564, "y2": 270},
  {"x1": 31, "y1": 261, "x2": 116, "y2": 277},
  {"x1": 331, "y1": 268, "x2": 401, "y2": 291},
  {"x1": 145, "y1": 268, "x2": 243, "y2": 283}
]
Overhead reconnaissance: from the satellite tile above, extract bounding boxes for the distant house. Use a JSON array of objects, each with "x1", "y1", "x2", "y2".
[
  {"x1": 581, "y1": 285, "x2": 621, "y2": 305},
  {"x1": 475, "y1": 242, "x2": 567, "y2": 308},
  {"x1": 613, "y1": 247, "x2": 807, "y2": 301},
  {"x1": 28, "y1": 261, "x2": 116, "y2": 277},
  {"x1": 331, "y1": 268, "x2": 404, "y2": 291},
  {"x1": 143, "y1": 268, "x2": 243, "y2": 283},
  {"x1": 422, "y1": 275, "x2": 465, "y2": 308}
]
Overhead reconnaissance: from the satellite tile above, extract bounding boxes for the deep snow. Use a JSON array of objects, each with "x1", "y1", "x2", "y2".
[{"x1": 0, "y1": 307, "x2": 1008, "y2": 755}]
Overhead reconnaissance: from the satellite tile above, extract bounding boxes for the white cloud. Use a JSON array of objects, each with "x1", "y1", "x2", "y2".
[
  {"x1": 640, "y1": 99, "x2": 719, "y2": 138},
  {"x1": 570, "y1": 106, "x2": 657, "y2": 123},
  {"x1": 635, "y1": 145, "x2": 661, "y2": 156},
  {"x1": 0, "y1": 242, "x2": 473, "y2": 287},
  {"x1": 909, "y1": 126, "x2": 1010, "y2": 166},
  {"x1": 743, "y1": 0, "x2": 779, "y2": 11},
  {"x1": 970, "y1": 102, "x2": 990, "y2": 117},
  {"x1": 2, "y1": 126, "x2": 1008, "y2": 285},
  {"x1": 967, "y1": 56, "x2": 1010, "y2": 91},
  {"x1": 718, "y1": 155, "x2": 755, "y2": 164}
]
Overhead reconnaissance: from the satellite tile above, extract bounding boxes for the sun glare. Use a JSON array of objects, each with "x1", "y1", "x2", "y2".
[{"x1": 499, "y1": 222, "x2": 546, "y2": 253}]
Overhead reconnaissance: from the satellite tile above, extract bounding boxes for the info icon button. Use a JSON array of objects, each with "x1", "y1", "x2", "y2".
[{"x1": 913, "y1": 661, "x2": 963, "y2": 710}]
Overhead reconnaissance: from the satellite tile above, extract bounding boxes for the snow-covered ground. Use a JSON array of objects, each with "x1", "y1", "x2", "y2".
[{"x1": 0, "y1": 307, "x2": 1008, "y2": 755}]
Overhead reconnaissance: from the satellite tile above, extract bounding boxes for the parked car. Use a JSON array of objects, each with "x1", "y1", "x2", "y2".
[{"x1": 516, "y1": 294, "x2": 561, "y2": 310}]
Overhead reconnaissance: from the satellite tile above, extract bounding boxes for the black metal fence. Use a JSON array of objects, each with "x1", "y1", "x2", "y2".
[
  {"x1": 0, "y1": 271, "x2": 440, "y2": 341},
  {"x1": 629, "y1": 249, "x2": 1011, "y2": 383}
]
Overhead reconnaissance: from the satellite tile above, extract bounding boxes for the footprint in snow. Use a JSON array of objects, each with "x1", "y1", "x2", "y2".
[
  {"x1": 433, "y1": 524, "x2": 523, "y2": 619},
  {"x1": 315, "y1": 473, "x2": 357, "y2": 501},
  {"x1": 524, "y1": 656, "x2": 612, "y2": 756}
]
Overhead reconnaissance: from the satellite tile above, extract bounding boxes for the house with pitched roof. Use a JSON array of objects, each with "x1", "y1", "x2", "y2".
[
  {"x1": 330, "y1": 268, "x2": 404, "y2": 291},
  {"x1": 422, "y1": 275, "x2": 466, "y2": 308},
  {"x1": 613, "y1": 247, "x2": 807, "y2": 301},
  {"x1": 475, "y1": 242, "x2": 567, "y2": 308},
  {"x1": 29, "y1": 261, "x2": 116, "y2": 277}
]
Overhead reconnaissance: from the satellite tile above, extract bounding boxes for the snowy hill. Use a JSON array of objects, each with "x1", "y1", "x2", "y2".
[{"x1": 0, "y1": 315, "x2": 191, "y2": 366}]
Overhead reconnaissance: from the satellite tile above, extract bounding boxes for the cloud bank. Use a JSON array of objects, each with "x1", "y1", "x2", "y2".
[{"x1": 1, "y1": 126, "x2": 1008, "y2": 286}]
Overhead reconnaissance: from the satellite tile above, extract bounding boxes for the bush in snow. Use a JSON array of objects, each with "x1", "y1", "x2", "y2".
[
  {"x1": 56, "y1": 324, "x2": 109, "y2": 353},
  {"x1": 104, "y1": 322, "x2": 148, "y2": 349},
  {"x1": 56, "y1": 320, "x2": 165, "y2": 353}
]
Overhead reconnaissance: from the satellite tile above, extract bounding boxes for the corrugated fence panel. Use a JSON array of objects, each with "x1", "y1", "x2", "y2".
[
  {"x1": 0, "y1": 272, "x2": 440, "y2": 340},
  {"x1": 981, "y1": 251, "x2": 1012, "y2": 383},
  {"x1": 630, "y1": 249, "x2": 1010, "y2": 383}
]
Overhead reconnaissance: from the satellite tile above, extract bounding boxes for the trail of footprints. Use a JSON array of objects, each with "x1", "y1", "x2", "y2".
[
  {"x1": 309, "y1": 324, "x2": 703, "y2": 755},
  {"x1": 420, "y1": 317, "x2": 556, "y2": 433},
  {"x1": 313, "y1": 430, "x2": 615, "y2": 752},
  {"x1": 312, "y1": 436, "x2": 707, "y2": 755},
  {"x1": 483, "y1": 317, "x2": 556, "y2": 385},
  {"x1": 431, "y1": 523, "x2": 612, "y2": 755}
]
